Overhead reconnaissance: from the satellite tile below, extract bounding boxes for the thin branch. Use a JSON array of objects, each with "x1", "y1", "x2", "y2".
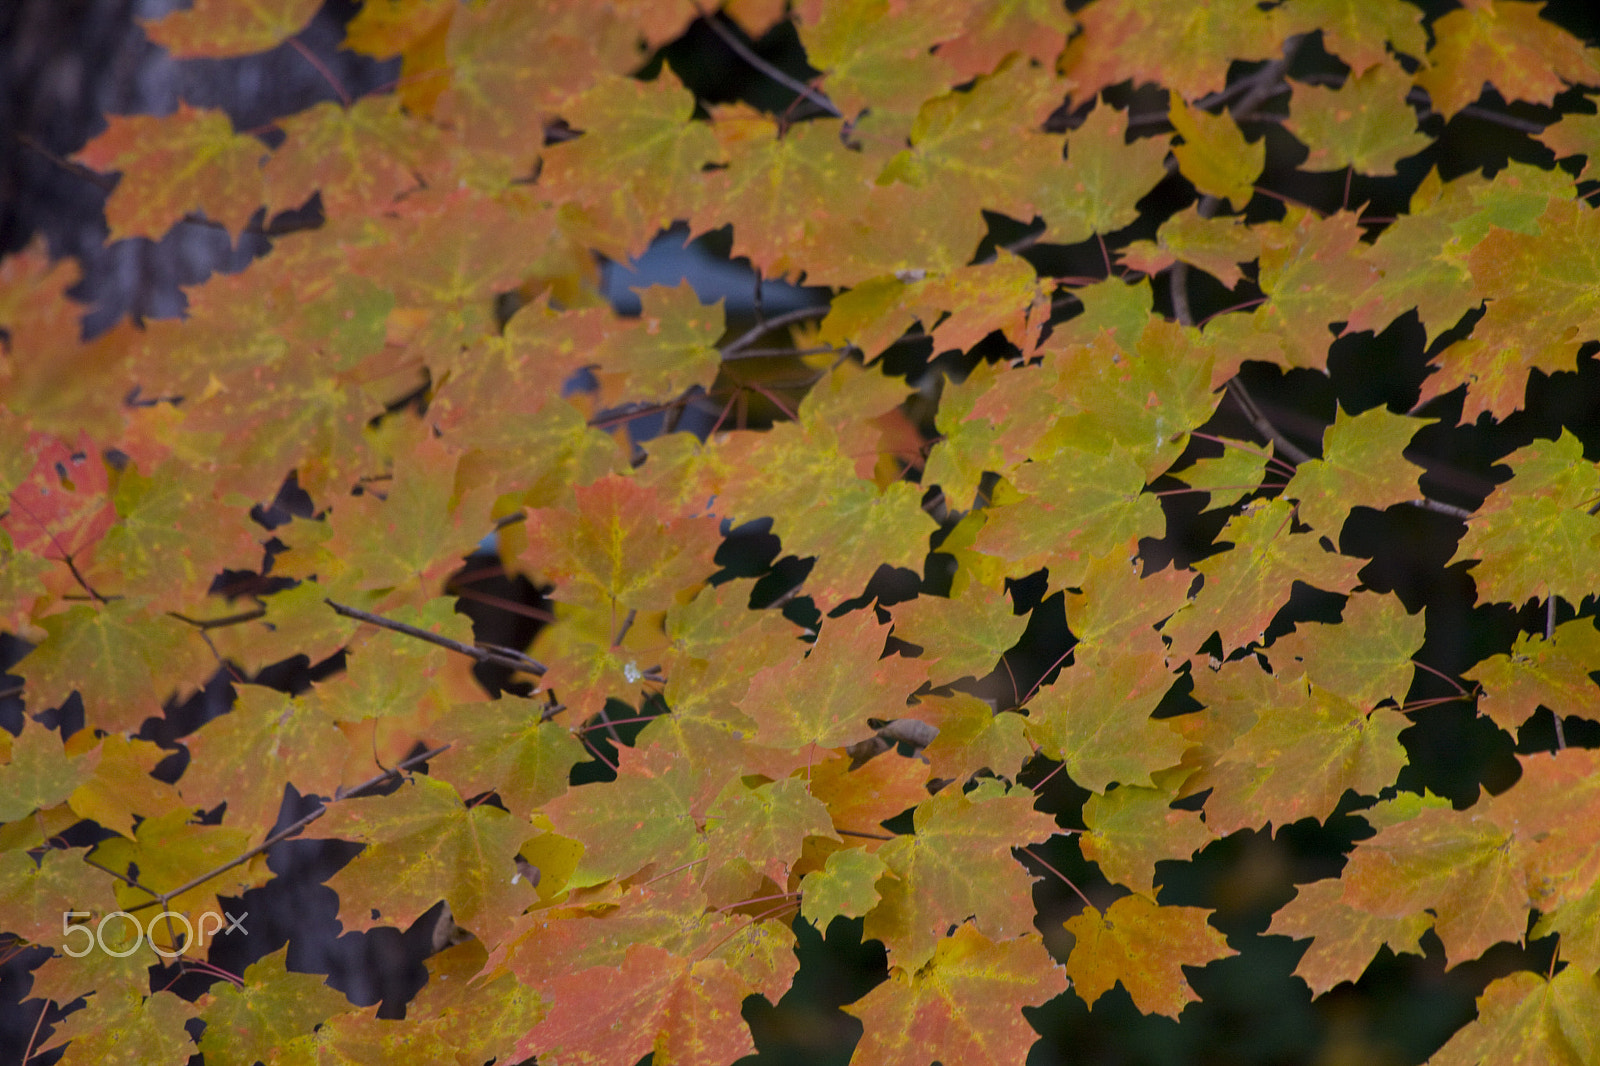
[
  {"x1": 168, "y1": 607, "x2": 268, "y2": 630},
  {"x1": 288, "y1": 38, "x2": 352, "y2": 107},
  {"x1": 722, "y1": 306, "x2": 832, "y2": 355},
  {"x1": 1018, "y1": 846, "x2": 1097, "y2": 913},
  {"x1": 1408, "y1": 497, "x2": 1474, "y2": 520},
  {"x1": 325, "y1": 598, "x2": 547, "y2": 676},
  {"x1": 696, "y1": 10, "x2": 841, "y2": 118},
  {"x1": 125, "y1": 744, "x2": 449, "y2": 916},
  {"x1": 447, "y1": 584, "x2": 555, "y2": 624},
  {"x1": 1225, "y1": 379, "x2": 1313, "y2": 465}
]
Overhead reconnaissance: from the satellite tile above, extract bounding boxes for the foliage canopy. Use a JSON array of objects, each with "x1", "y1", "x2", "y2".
[{"x1": 4, "y1": 0, "x2": 1600, "y2": 1063}]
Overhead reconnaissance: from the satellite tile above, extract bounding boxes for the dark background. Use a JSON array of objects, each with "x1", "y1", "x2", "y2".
[{"x1": 3, "y1": 1, "x2": 1600, "y2": 1063}]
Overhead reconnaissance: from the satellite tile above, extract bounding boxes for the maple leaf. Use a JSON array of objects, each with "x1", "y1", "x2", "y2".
[
  {"x1": 934, "y1": 0, "x2": 1077, "y2": 79},
  {"x1": 878, "y1": 60, "x2": 1067, "y2": 227},
  {"x1": 541, "y1": 745, "x2": 704, "y2": 889},
  {"x1": 0, "y1": 717, "x2": 97, "y2": 822},
  {"x1": 427, "y1": 696, "x2": 585, "y2": 820},
  {"x1": 1266, "y1": 878, "x2": 1429, "y2": 997},
  {"x1": 801, "y1": 847, "x2": 889, "y2": 927},
  {"x1": 74, "y1": 104, "x2": 266, "y2": 240},
  {"x1": 1197, "y1": 684, "x2": 1408, "y2": 835},
  {"x1": 264, "y1": 96, "x2": 432, "y2": 217},
  {"x1": 913, "y1": 694, "x2": 1034, "y2": 783},
  {"x1": 1265, "y1": 591, "x2": 1425, "y2": 710},
  {"x1": 1449, "y1": 432, "x2": 1600, "y2": 607},
  {"x1": 0, "y1": 847, "x2": 122, "y2": 947},
  {"x1": 1033, "y1": 102, "x2": 1171, "y2": 245},
  {"x1": 1161, "y1": 498, "x2": 1364, "y2": 655},
  {"x1": 1538, "y1": 109, "x2": 1600, "y2": 179},
  {"x1": 19, "y1": 601, "x2": 213, "y2": 733},
  {"x1": 864, "y1": 778, "x2": 1058, "y2": 967},
  {"x1": 1119, "y1": 207, "x2": 1264, "y2": 289},
  {"x1": 1063, "y1": 893, "x2": 1236, "y2": 1018},
  {"x1": 1277, "y1": 0, "x2": 1426, "y2": 74},
  {"x1": 1339, "y1": 792, "x2": 1528, "y2": 967},
  {"x1": 1284, "y1": 405, "x2": 1429, "y2": 535},
  {"x1": 739, "y1": 608, "x2": 927, "y2": 749},
  {"x1": 309, "y1": 773, "x2": 536, "y2": 947},
  {"x1": 1080, "y1": 783, "x2": 1214, "y2": 895},
  {"x1": 43, "y1": 988, "x2": 198, "y2": 1066},
  {"x1": 705, "y1": 776, "x2": 837, "y2": 887},
  {"x1": 196, "y1": 950, "x2": 353, "y2": 1066},
  {"x1": 795, "y1": 0, "x2": 964, "y2": 129},
  {"x1": 1248, "y1": 209, "x2": 1381, "y2": 370},
  {"x1": 1025, "y1": 633, "x2": 1191, "y2": 792},
  {"x1": 845, "y1": 925, "x2": 1067, "y2": 1066},
  {"x1": 1065, "y1": 0, "x2": 1283, "y2": 100},
  {"x1": 1466, "y1": 618, "x2": 1600, "y2": 734},
  {"x1": 1416, "y1": 0, "x2": 1600, "y2": 120},
  {"x1": 1428, "y1": 968, "x2": 1600, "y2": 1066},
  {"x1": 1169, "y1": 98, "x2": 1263, "y2": 209},
  {"x1": 90, "y1": 808, "x2": 264, "y2": 934},
  {"x1": 521, "y1": 473, "x2": 722, "y2": 614},
  {"x1": 139, "y1": 0, "x2": 320, "y2": 57},
  {"x1": 1285, "y1": 60, "x2": 1431, "y2": 175},
  {"x1": 518, "y1": 943, "x2": 755, "y2": 1066},
  {"x1": 537, "y1": 72, "x2": 721, "y2": 256},
  {"x1": 892, "y1": 581, "x2": 1028, "y2": 683},
  {"x1": 1420, "y1": 197, "x2": 1600, "y2": 423},
  {"x1": 179, "y1": 685, "x2": 351, "y2": 835}
]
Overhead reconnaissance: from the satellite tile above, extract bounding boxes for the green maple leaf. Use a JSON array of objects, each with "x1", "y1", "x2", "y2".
[
  {"x1": 197, "y1": 950, "x2": 352, "y2": 1066},
  {"x1": 705, "y1": 776, "x2": 837, "y2": 886},
  {"x1": 1169, "y1": 98, "x2": 1263, "y2": 209},
  {"x1": 1286, "y1": 406, "x2": 1428, "y2": 536},
  {"x1": 541, "y1": 745, "x2": 704, "y2": 889},
  {"x1": 1467, "y1": 618, "x2": 1600, "y2": 733},
  {"x1": 1025, "y1": 634, "x2": 1190, "y2": 792},
  {"x1": 180, "y1": 686, "x2": 350, "y2": 835},
  {"x1": 1080, "y1": 783, "x2": 1214, "y2": 895},
  {"x1": 801, "y1": 847, "x2": 889, "y2": 927},
  {"x1": 1162, "y1": 498, "x2": 1364, "y2": 655},
  {"x1": 1196, "y1": 685, "x2": 1408, "y2": 835},
  {"x1": 1450, "y1": 431, "x2": 1600, "y2": 607},
  {"x1": 21, "y1": 601, "x2": 212, "y2": 733},
  {"x1": 1033, "y1": 101, "x2": 1171, "y2": 245},
  {"x1": 0, "y1": 717, "x2": 97, "y2": 822},
  {"x1": 891, "y1": 580, "x2": 1028, "y2": 683},
  {"x1": 427, "y1": 696, "x2": 585, "y2": 820},
  {"x1": 265, "y1": 96, "x2": 433, "y2": 216},
  {"x1": 1421, "y1": 197, "x2": 1600, "y2": 423},
  {"x1": 1428, "y1": 969, "x2": 1600, "y2": 1066},
  {"x1": 844, "y1": 925, "x2": 1068, "y2": 1066},
  {"x1": 1285, "y1": 60, "x2": 1431, "y2": 176},
  {"x1": 310, "y1": 773, "x2": 536, "y2": 947},
  {"x1": 0, "y1": 847, "x2": 122, "y2": 946},
  {"x1": 1119, "y1": 207, "x2": 1264, "y2": 289},
  {"x1": 796, "y1": 0, "x2": 964, "y2": 126},
  {"x1": 1063, "y1": 893, "x2": 1236, "y2": 1018},
  {"x1": 1265, "y1": 591, "x2": 1425, "y2": 710},
  {"x1": 1277, "y1": 0, "x2": 1426, "y2": 74}
]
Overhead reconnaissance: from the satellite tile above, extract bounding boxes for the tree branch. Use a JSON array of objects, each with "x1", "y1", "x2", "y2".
[{"x1": 325, "y1": 598, "x2": 547, "y2": 676}]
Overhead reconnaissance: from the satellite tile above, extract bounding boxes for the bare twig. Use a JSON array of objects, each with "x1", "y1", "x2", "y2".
[
  {"x1": 696, "y1": 9, "x2": 842, "y2": 118},
  {"x1": 325, "y1": 598, "x2": 547, "y2": 676},
  {"x1": 721, "y1": 306, "x2": 832, "y2": 355},
  {"x1": 1224, "y1": 379, "x2": 1313, "y2": 465}
]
